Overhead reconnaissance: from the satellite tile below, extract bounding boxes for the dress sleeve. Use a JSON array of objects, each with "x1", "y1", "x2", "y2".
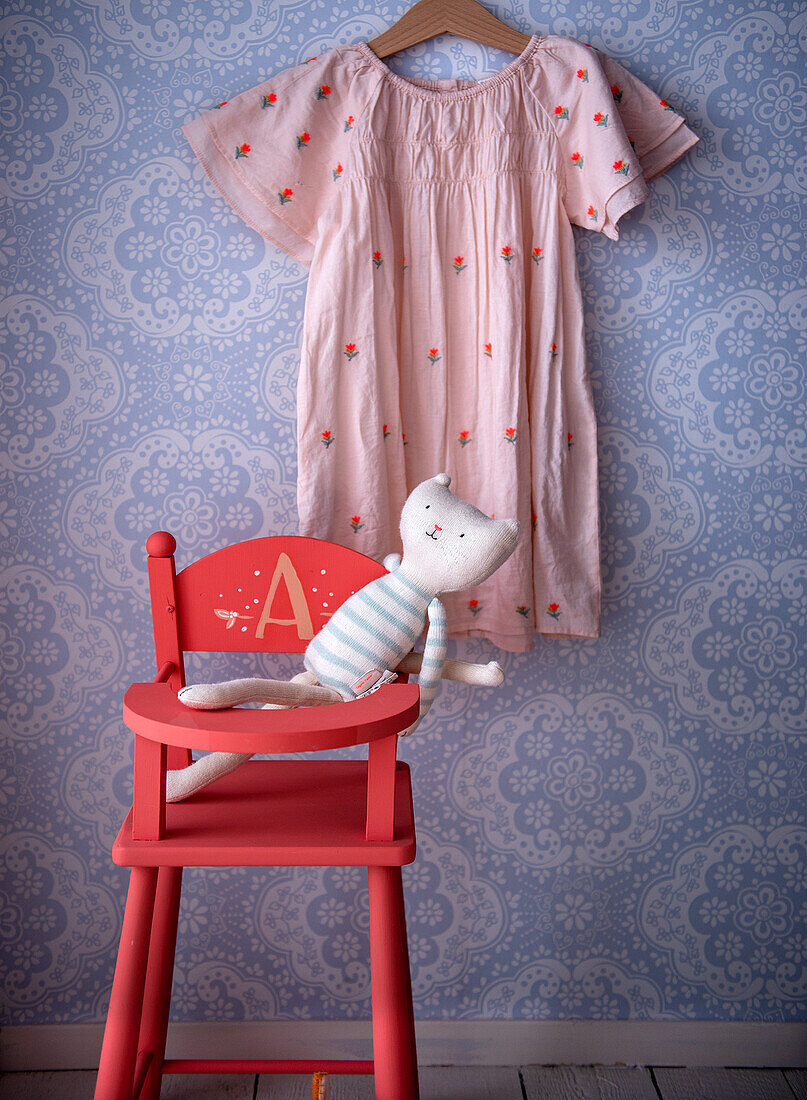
[
  {"x1": 592, "y1": 47, "x2": 700, "y2": 186},
  {"x1": 533, "y1": 37, "x2": 699, "y2": 240},
  {"x1": 181, "y1": 49, "x2": 363, "y2": 265}
]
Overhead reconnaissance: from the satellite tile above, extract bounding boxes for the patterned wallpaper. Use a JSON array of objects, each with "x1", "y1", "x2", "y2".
[{"x1": 1, "y1": 0, "x2": 805, "y2": 1029}]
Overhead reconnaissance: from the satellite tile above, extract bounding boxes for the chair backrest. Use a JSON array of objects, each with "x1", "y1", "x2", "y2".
[{"x1": 147, "y1": 531, "x2": 387, "y2": 661}]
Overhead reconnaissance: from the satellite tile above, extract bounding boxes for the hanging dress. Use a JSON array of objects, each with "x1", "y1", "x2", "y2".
[{"x1": 182, "y1": 34, "x2": 699, "y2": 653}]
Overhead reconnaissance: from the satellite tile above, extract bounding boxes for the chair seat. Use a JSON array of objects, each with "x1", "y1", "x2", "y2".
[
  {"x1": 113, "y1": 760, "x2": 416, "y2": 868},
  {"x1": 123, "y1": 681, "x2": 421, "y2": 753}
]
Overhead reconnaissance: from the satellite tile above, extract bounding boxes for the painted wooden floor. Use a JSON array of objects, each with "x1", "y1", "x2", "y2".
[{"x1": 1, "y1": 1066, "x2": 805, "y2": 1098}]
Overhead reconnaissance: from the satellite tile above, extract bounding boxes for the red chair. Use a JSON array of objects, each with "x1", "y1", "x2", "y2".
[{"x1": 94, "y1": 531, "x2": 421, "y2": 1100}]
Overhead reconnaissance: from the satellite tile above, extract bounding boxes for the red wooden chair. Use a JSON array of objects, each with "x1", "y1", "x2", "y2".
[{"x1": 94, "y1": 531, "x2": 422, "y2": 1100}]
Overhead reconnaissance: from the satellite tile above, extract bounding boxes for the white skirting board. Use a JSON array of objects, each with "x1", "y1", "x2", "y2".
[{"x1": 2, "y1": 1021, "x2": 807, "y2": 1071}]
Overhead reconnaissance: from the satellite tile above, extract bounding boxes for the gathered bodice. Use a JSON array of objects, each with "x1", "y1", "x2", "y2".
[{"x1": 344, "y1": 38, "x2": 559, "y2": 186}]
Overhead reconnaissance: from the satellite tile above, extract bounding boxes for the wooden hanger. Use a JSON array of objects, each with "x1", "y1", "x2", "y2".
[{"x1": 366, "y1": 0, "x2": 532, "y2": 58}]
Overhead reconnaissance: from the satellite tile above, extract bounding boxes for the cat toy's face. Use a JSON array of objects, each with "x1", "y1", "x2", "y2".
[{"x1": 400, "y1": 474, "x2": 520, "y2": 594}]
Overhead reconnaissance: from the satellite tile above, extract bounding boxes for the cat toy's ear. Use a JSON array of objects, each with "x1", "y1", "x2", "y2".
[{"x1": 433, "y1": 473, "x2": 451, "y2": 486}]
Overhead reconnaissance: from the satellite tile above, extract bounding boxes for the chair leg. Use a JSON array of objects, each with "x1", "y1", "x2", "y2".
[
  {"x1": 368, "y1": 865, "x2": 420, "y2": 1100},
  {"x1": 136, "y1": 867, "x2": 183, "y2": 1100},
  {"x1": 95, "y1": 866, "x2": 159, "y2": 1100}
]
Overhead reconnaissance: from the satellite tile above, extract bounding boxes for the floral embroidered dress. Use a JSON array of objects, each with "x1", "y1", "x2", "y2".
[{"x1": 183, "y1": 34, "x2": 698, "y2": 652}]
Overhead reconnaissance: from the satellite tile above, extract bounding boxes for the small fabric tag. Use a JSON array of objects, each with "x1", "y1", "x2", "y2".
[{"x1": 350, "y1": 668, "x2": 398, "y2": 697}]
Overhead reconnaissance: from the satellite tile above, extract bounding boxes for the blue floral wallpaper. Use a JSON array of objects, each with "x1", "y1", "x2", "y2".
[{"x1": 1, "y1": 0, "x2": 806, "y2": 1029}]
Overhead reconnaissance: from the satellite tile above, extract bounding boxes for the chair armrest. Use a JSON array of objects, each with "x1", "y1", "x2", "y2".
[{"x1": 123, "y1": 681, "x2": 420, "y2": 754}]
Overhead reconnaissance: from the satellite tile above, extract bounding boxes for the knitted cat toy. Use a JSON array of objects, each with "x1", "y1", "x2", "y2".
[{"x1": 166, "y1": 474, "x2": 520, "y2": 803}]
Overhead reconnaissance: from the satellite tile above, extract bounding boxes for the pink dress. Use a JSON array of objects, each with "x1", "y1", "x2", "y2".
[{"x1": 183, "y1": 34, "x2": 699, "y2": 653}]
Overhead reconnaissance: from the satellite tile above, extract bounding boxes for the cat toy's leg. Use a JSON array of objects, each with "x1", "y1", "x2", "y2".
[
  {"x1": 177, "y1": 676, "x2": 341, "y2": 709},
  {"x1": 165, "y1": 672, "x2": 337, "y2": 803},
  {"x1": 396, "y1": 652, "x2": 505, "y2": 687}
]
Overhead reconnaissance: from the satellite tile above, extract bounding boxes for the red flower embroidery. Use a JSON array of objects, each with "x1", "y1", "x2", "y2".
[
  {"x1": 550, "y1": 342, "x2": 558, "y2": 360},
  {"x1": 576, "y1": 67, "x2": 589, "y2": 82},
  {"x1": 483, "y1": 341, "x2": 492, "y2": 357},
  {"x1": 611, "y1": 83, "x2": 623, "y2": 102},
  {"x1": 546, "y1": 602, "x2": 561, "y2": 620},
  {"x1": 587, "y1": 204, "x2": 598, "y2": 222},
  {"x1": 332, "y1": 162, "x2": 343, "y2": 180},
  {"x1": 660, "y1": 99, "x2": 675, "y2": 111},
  {"x1": 235, "y1": 143, "x2": 250, "y2": 159},
  {"x1": 468, "y1": 599, "x2": 481, "y2": 615},
  {"x1": 570, "y1": 151, "x2": 584, "y2": 168},
  {"x1": 278, "y1": 187, "x2": 293, "y2": 204},
  {"x1": 344, "y1": 115, "x2": 355, "y2": 131},
  {"x1": 296, "y1": 131, "x2": 310, "y2": 149},
  {"x1": 613, "y1": 158, "x2": 629, "y2": 175},
  {"x1": 453, "y1": 255, "x2": 466, "y2": 274},
  {"x1": 532, "y1": 246, "x2": 543, "y2": 263},
  {"x1": 344, "y1": 342, "x2": 358, "y2": 360},
  {"x1": 504, "y1": 427, "x2": 517, "y2": 444},
  {"x1": 321, "y1": 430, "x2": 333, "y2": 448},
  {"x1": 554, "y1": 104, "x2": 569, "y2": 120},
  {"x1": 316, "y1": 84, "x2": 331, "y2": 100},
  {"x1": 567, "y1": 432, "x2": 574, "y2": 449},
  {"x1": 516, "y1": 605, "x2": 530, "y2": 617},
  {"x1": 373, "y1": 250, "x2": 383, "y2": 269},
  {"x1": 531, "y1": 512, "x2": 538, "y2": 531},
  {"x1": 593, "y1": 111, "x2": 608, "y2": 127},
  {"x1": 261, "y1": 92, "x2": 276, "y2": 108},
  {"x1": 382, "y1": 424, "x2": 390, "y2": 439},
  {"x1": 427, "y1": 347, "x2": 441, "y2": 365},
  {"x1": 350, "y1": 514, "x2": 363, "y2": 533},
  {"x1": 500, "y1": 245, "x2": 513, "y2": 263},
  {"x1": 214, "y1": 100, "x2": 229, "y2": 109},
  {"x1": 458, "y1": 430, "x2": 472, "y2": 447}
]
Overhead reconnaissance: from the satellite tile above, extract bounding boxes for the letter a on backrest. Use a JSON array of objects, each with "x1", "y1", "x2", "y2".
[{"x1": 255, "y1": 552, "x2": 314, "y2": 640}]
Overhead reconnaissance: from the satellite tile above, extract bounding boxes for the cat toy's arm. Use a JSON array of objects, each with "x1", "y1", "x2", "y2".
[
  {"x1": 395, "y1": 651, "x2": 504, "y2": 686},
  {"x1": 403, "y1": 597, "x2": 447, "y2": 736}
]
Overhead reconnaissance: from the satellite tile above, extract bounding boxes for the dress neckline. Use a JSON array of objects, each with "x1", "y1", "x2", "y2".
[{"x1": 355, "y1": 35, "x2": 545, "y2": 102}]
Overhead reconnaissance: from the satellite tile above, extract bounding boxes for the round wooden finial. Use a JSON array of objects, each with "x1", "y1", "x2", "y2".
[{"x1": 146, "y1": 531, "x2": 176, "y2": 557}]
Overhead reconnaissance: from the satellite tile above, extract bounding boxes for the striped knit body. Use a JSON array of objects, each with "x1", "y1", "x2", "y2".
[{"x1": 304, "y1": 567, "x2": 447, "y2": 730}]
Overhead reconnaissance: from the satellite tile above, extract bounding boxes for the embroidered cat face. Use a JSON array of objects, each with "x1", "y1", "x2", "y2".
[{"x1": 400, "y1": 473, "x2": 520, "y2": 594}]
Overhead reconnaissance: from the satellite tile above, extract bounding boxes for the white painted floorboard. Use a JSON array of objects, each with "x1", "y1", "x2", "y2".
[
  {"x1": 418, "y1": 1066, "x2": 523, "y2": 1099},
  {"x1": 256, "y1": 1072, "x2": 319, "y2": 1098},
  {"x1": 268, "y1": 1075, "x2": 373, "y2": 1099},
  {"x1": 256, "y1": 1073, "x2": 376, "y2": 1098},
  {"x1": 159, "y1": 1073, "x2": 255, "y2": 1098},
  {"x1": 653, "y1": 1066, "x2": 794, "y2": 1099},
  {"x1": 522, "y1": 1065, "x2": 658, "y2": 1099},
  {"x1": 0, "y1": 1071, "x2": 98, "y2": 1100},
  {"x1": 0, "y1": 1071, "x2": 257, "y2": 1099}
]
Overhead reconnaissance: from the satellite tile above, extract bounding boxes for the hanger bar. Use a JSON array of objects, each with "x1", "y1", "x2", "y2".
[{"x1": 366, "y1": 0, "x2": 532, "y2": 58}]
